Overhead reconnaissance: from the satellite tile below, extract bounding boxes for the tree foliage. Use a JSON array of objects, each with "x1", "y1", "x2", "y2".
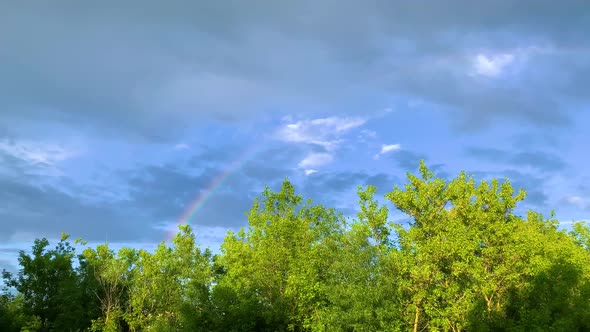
[{"x1": 2, "y1": 162, "x2": 590, "y2": 331}]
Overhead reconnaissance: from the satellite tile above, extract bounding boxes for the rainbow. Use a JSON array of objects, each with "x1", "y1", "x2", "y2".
[{"x1": 167, "y1": 144, "x2": 263, "y2": 240}]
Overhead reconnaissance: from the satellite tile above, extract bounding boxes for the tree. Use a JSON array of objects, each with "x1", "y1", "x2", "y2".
[
  {"x1": 313, "y1": 185, "x2": 405, "y2": 331},
  {"x1": 385, "y1": 161, "x2": 590, "y2": 331},
  {"x1": 125, "y1": 224, "x2": 212, "y2": 331},
  {"x1": 84, "y1": 244, "x2": 135, "y2": 332},
  {"x1": 217, "y1": 179, "x2": 346, "y2": 331},
  {"x1": 0, "y1": 293, "x2": 29, "y2": 332},
  {"x1": 2, "y1": 161, "x2": 590, "y2": 331},
  {"x1": 2, "y1": 234, "x2": 95, "y2": 331}
]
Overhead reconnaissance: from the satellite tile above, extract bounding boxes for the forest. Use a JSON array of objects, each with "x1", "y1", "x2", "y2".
[{"x1": 1, "y1": 161, "x2": 590, "y2": 332}]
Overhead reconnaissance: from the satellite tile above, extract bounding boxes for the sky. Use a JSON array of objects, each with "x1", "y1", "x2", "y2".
[{"x1": 1, "y1": 1, "x2": 589, "y2": 272}]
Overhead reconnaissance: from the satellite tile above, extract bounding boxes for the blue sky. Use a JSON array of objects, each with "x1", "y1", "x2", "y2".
[{"x1": 1, "y1": 1, "x2": 589, "y2": 271}]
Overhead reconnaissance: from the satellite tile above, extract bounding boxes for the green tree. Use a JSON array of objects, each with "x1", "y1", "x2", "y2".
[
  {"x1": 125, "y1": 224, "x2": 212, "y2": 331},
  {"x1": 0, "y1": 293, "x2": 29, "y2": 332},
  {"x1": 217, "y1": 179, "x2": 345, "y2": 331},
  {"x1": 2, "y1": 234, "x2": 94, "y2": 331},
  {"x1": 2, "y1": 161, "x2": 590, "y2": 331},
  {"x1": 83, "y1": 244, "x2": 136, "y2": 332},
  {"x1": 313, "y1": 185, "x2": 404, "y2": 331},
  {"x1": 385, "y1": 161, "x2": 590, "y2": 331}
]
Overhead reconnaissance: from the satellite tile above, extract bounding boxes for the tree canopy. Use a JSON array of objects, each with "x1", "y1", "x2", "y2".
[{"x1": 2, "y1": 161, "x2": 590, "y2": 331}]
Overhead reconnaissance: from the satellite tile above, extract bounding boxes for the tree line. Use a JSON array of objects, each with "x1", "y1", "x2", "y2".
[{"x1": 2, "y1": 161, "x2": 590, "y2": 331}]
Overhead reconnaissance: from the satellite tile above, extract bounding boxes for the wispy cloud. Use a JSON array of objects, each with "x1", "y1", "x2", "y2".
[
  {"x1": 0, "y1": 139, "x2": 78, "y2": 166},
  {"x1": 380, "y1": 144, "x2": 401, "y2": 154},
  {"x1": 276, "y1": 116, "x2": 366, "y2": 150},
  {"x1": 304, "y1": 169, "x2": 318, "y2": 176},
  {"x1": 277, "y1": 116, "x2": 367, "y2": 173},
  {"x1": 374, "y1": 143, "x2": 401, "y2": 160}
]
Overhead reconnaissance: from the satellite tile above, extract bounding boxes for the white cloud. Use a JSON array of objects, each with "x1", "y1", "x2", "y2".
[
  {"x1": 277, "y1": 116, "x2": 367, "y2": 170},
  {"x1": 380, "y1": 144, "x2": 401, "y2": 154},
  {"x1": 276, "y1": 116, "x2": 366, "y2": 151},
  {"x1": 472, "y1": 53, "x2": 515, "y2": 77},
  {"x1": 0, "y1": 139, "x2": 78, "y2": 166},
  {"x1": 309, "y1": 117, "x2": 366, "y2": 132},
  {"x1": 304, "y1": 169, "x2": 318, "y2": 176},
  {"x1": 374, "y1": 143, "x2": 401, "y2": 160},
  {"x1": 298, "y1": 153, "x2": 333, "y2": 169}
]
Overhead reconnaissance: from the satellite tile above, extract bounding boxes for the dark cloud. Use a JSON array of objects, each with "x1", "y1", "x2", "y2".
[
  {"x1": 124, "y1": 162, "x2": 259, "y2": 228},
  {"x1": 301, "y1": 171, "x2": 398, "y2": 208},
  {"x1": 466, "y1": 147, "x2": 506, "y2": 160},
  {"x1": 183, "y1": 192, "x2": 254, "y2": 228},
  {"x1": 365, "y1": 173, "x2": 401, "y2": 195},
  {"x1": 1, "y1": 1, "x2": 589, "y2": 140},
  {"x1": 305, "y1": 172, "x2": 368, "y2": 194},
  {"x1": 240, "y1": 163, "x2": 296, "y2": 189},
  {"x1": 511, "y1": 132, "x2": 563, "y2": 150},
  {"x1": 0, "y1": 139, "x2": 308, "y2": 248},
  {"x1": 0, "y1": 0, "x2": 588, "y2": 263},
  {"x1": 125, "y1": 165, "x2": 211, "y2": 220},
  {"x1": 502, "y1": 170, "x2": 549, "y2": 208},
  {"x1": 0, "y1": 174, "x2": 152, "y2": 243},
  {"x1": 240, "y1": 144, "x2": 304, "y2": 182},
  {"x1": 122, "y1": 144, "x2": 305, "y2": 229},
  {"x1": 392, "y1": 150, "x2": 426, "y2": 172},
  {"x1": 511, "y1": 151, "x2": 566, "y2": 172},
  {"x1": 466, "y1": 147, "x2": 567, "y2": 172}
]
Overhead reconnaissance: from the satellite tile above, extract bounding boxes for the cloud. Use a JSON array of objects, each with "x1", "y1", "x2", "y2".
[
  {"x1": 277, "y1": 116, "x2": 367, "y2": 171},
  {"x1": 0, "y1": 139, "x2": 80, "y2": 172},
  {"x1": 365, "y1": 173, "x2": 401, "y2": 195},
  {"x1": 305, "y1": 169, "x2": 318, "y2": 176},
  {"x1": 0, "y1": 174, "x2": 149, "y2": 243},
  {"x1": 391, "y1": 150, "x2": 426, "y2": 172},
  {"x1": 300, "y1": 171, "x2": 400, "y2": 212},
  {"x1": 298, "y1": 153, "x2": 334, "y2": 169},
  {"x1": 374, "y1": 143, "x2": 401, "y2": 159},
  {"x1": 466, "y1": 147, "x2": 567, "y2": 172},
  {"x1": 123, "y1": 143, "x2": 303, "y2": 231},
  {"x1": 2, "y1": 0, "x2": 588, "y2": 140},
  {"x1": 472, "y1": 53, "x2": 515, "y2": 77},
  {"x1": 511, "y1": 151, "x2": 567, "y2": 172},
  {"x1": 381, "y1": 144, "x2": 401, "y2": 154},
  {"x1": 0, "y1": 140, "x2": 284, "y2": 246},
  {"x1": 276, "y1": 116, "x2": 366, "y2": 150},
  {"x1": 0, "y1": 1, "x2": 589, "y2": 266}
]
